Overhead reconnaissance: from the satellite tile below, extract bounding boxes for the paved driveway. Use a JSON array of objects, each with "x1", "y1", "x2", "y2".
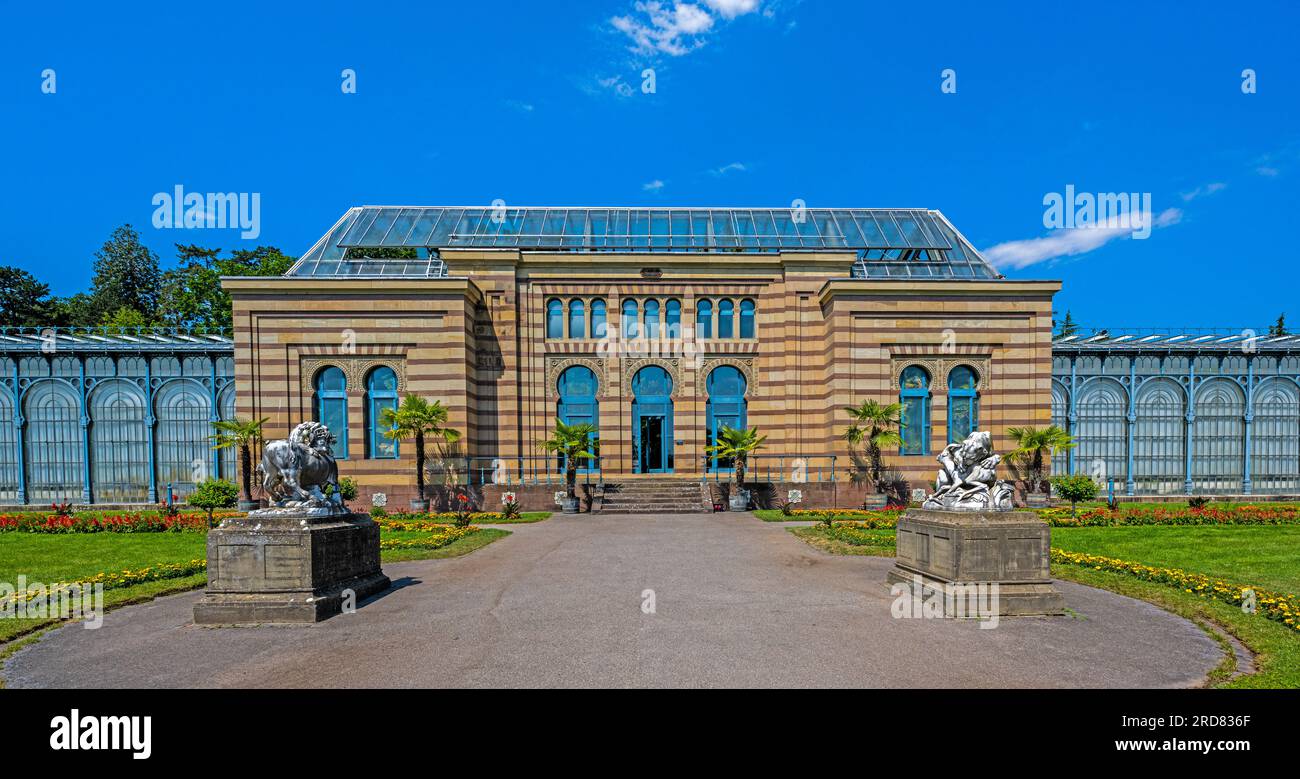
[{"x1": 4, "y1": 514, "x2": 1221, "y2": 688}]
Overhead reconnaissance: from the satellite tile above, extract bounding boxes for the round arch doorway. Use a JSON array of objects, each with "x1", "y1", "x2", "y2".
[{"x1": 632, "y1": 366, "x2": 674, "y2": 474}]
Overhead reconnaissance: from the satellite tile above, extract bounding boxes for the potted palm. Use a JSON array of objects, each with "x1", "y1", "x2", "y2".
[
  {"x1": 1006, "y1": 425, "x2": 1075, "y2": 507},
  {"x1": 380, "y1": 395, "x2": 462, "y2": 511},
  {"x1": 843, "y1": 400, "x2": 903, "y2": 508},
  {"x1": 542, "y1": 420, "x2": 598, "y2": 514},
  {"x1": 210, "y1": 417, "x2": 268, "y2": 511},
  {"x1": 706, "y1": 426, "x2": 767, "y2": 511}
]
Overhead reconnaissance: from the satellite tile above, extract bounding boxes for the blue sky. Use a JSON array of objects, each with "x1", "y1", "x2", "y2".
[{"x1": 1, "y1": 0, "x2": 1297, "y2": 330}]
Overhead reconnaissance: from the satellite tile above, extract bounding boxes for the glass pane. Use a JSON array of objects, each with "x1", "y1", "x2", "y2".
[
  {"x1": 717, "y1": 299, "x2": 734, "y2": 338},
  {"x1": 591, "y1": 299, "x2": 607, "y2": 338},
  {"x1": 901, "y1": 366, "x2": 929, "y2": 389},
  {"x1": 316, "y1": 366, "x2": 346, "y2": 392},
  {"x1": 696, "y1": 299, "x2": 712, "y2": 338},
  {"x1": 367, "y1": 367, "x2": 397, "y2": 391}
]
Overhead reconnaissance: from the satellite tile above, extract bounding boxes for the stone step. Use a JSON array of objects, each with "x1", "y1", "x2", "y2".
[{"x1": 599, "y1": 505, "x2": 712, "y2": 514}]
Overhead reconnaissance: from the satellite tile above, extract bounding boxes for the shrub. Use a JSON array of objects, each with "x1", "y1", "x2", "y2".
[
  {"x1": 189, "y1": 478, "x2": 240, "y2": 527},
  {"x1": 502, "y1": 501, "x2": 521, "y2": 520},
  {"x1": 1050, "y1": 475, "x2": 1099, "y2": 516},
  {"x1": 370, "y1": 505, "x2": 389, "y2": 519},
  {"x1": 452, "y1": 492, "x2": 474, "y2": 528},
  {"x1": 1188, "y1": 496, "x2": 1211, "y2": 509}
]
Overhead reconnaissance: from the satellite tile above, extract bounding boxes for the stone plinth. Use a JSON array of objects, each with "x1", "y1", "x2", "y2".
[
  {"x1": 193, "y1": 512, "x2": 390, "y2": 625},
  {"x1": 887, "y1": 508, "x2": 1064, "y2": 616}
]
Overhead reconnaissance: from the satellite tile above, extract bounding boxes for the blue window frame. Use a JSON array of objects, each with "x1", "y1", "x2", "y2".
[
  {"x1": 557, "y1": 366, "x2": 599, "y2": 472},
  {"x1": 568, "y1": 299, "x2": 585, "y2": 339},
  {"x1": 696, "y1": 299, "x2": 712, "y2": 339},
  {"x1": 366, "y1": 367, "x2": 399, "y2": 459},
  {"x1": 706, "y1": 366, "x2": 747, "y2": 471},
  {"x1": 622, "y1": 299, "x2": 639, "y2": 339},
  {"x1": 947, "y1": 365, "x2": 979, "y2": 443},
  {"x1": 315, "y1": 366, "x2": 348, "y2": 459},
  {"x1": 645, "y1": 299, "x2": 661, "y2": 339},
  {"x1": 666, "y1": 299, "x2": 681, "y2": 338},
  {"x1": 591, "y1": 299, "x2": 607, "y2": 338},
  {"x1": 718, "y1": 299, "x2": 735, "y2": 338},
  {"x1": 632, "y1": 366, "x2": 673, "y2": 473},
  {"x1": 899, "y1": 366, "x2": 930, "y2": 456},
  {"x1": 546, "y1": 298, "x2": 564, "y2": 339},
  {"x1": 739, "y1": 298, "x2": 755, "y2": 339}
]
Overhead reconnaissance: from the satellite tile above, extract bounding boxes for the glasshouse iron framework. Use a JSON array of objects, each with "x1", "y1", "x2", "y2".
[
  {"x1": 1052, "y1": 330, "x2": 1300, "y2": 496},
  {"x1": 0, "y1": 327, "x2": 236, "y2": 505}
]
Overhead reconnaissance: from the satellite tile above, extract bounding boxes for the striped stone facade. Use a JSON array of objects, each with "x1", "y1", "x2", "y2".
[{"x1": 225, "y1": 253, "x2": 1058, "y2": 505}]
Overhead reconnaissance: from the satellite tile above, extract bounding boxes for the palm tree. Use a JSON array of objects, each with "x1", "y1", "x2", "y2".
[
  {"x1": 706, "y1": 426, "x2": 767, "y2": 488},
  {"x1": 542, "y1": 420, "x2": 598, "y2": 502},
  {"x1": 380, "y1": 395, "x2": 462, "y2": 505},
  {"x1": 211, "y1": 417, "x2": 267, "y2": 503},
  {"x1": 1005, "y1": 425, "x2": 1075, "y2": 494},
  {"x1": 843, "y1": 400, "x2": 903, "y2": 489}
]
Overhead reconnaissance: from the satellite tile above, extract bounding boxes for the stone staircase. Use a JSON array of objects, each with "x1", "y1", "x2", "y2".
[{"x1": 598, "y1": 479, "x2": 711, "y2": 515}]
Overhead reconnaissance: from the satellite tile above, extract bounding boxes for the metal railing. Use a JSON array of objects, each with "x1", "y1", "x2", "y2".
[
  {"x1": 447, "y1": 456, "x2": 602, "y2": 487},
  {"x1": 701, "y1": 454, "x2": 840, "y2": 483}
]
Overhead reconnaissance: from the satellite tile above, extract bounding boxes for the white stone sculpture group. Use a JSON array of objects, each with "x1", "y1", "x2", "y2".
[{"x1": 923, "y1": 431, "x2": 1015, "y2": 511}]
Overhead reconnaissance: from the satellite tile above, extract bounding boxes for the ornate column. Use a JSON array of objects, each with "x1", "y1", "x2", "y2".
[
  {"x1": 78, "y1": 355, "x2": 91, "y2": 504},
  {"x1": 1184, "y1": 361, "x2": 1196, "y2": 495},
  {"x1": 1242, "y1": 356, "x2": 1254, "y2": 495},
  {"x1": 144, "y1": 358, "x2": 158, "y2": 503},
  {"x1": 13, "y1": 357, "x2": 26, "y2": 504},
  {"x1": 1126, "y1": 357, "x2": 1136, "y2": 496},
  {"x1": 209, "y1": 354, "x2": 221, "y2": 481},
  {"x1": 1067, "y1": 357, "x2": 1078, "y2": 474}
]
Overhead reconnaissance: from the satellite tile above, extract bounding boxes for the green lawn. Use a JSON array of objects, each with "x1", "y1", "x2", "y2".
[
  {"x1": 784, "y1": 521, "x2": 1300, "y2": 688},
  {"x1": 1050, "y1": 525, "x2": 1300, "y2": 594}
]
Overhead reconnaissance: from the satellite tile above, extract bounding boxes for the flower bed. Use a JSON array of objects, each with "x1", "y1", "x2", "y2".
[
  {"x1": 0, "y1": 512, "x2": 235, "y2": 534},
  {"x1": 1040, "y1": 504, "x2": 1300, "y2": 527},
  {"x1": 782, "y1": 509, "x2": 902, "y2": 527},
  {"x1": 1050, "y1": 549, "x2": 1299, "y2": 633},
  {"x1": 0, "y1": 558, "x2": 208, "y2": 608},
  {"x1": 377, "y1": 511, "x2": 514, "y2": 524},
  {"x1": 378, "y1": 526, "x2": 478, "y2": 550},
  {"x1": 816, "y1": 522, "x2": 897, "y2": 547}
]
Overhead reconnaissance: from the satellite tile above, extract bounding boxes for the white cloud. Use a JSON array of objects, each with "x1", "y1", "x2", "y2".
[
  {"x1": 708, "y1": 161, "x2": 748, "y2": 176},
  {"x1": 1257, "y1": 165, "x2": 1280, "y2": 177},
  {"x1": 705, "y1": 0, "x2": 760, "y2": 18},
  {"x1": 643, "y1": 179, "x2": 666, "y2": 192},
  {"x1": 1179, "y1": 182, "x2": 1225, "y2": 201},
  {"x1": 612, "y1": 2, "x2": 714, "y2": 57},
  {"x1": 610, "y1": 0, "x2": 763, "y2": 57},
  {"x1": 505, "y1": 100, "x2": 535, "y2": 112},
  {"x1": 982, "y1": 208, "x2": 1182, "y2": 271}
]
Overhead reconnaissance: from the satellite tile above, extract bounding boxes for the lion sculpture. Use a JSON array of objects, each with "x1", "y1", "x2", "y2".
[
  {"x1": 254, "y1": 421, "x2": 344, "y2": 514},
  {"x1": 923, "y1": 431, "x2": 1015, "y2": 511}
]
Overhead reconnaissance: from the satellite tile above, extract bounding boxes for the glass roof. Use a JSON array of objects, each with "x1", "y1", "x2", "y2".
[{"x1": 286, "y1": 207, "x2": 999, "y2": 279}]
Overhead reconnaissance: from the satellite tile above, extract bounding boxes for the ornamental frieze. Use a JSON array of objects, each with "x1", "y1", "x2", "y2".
[
  {"x1": 889, "y1": 355, "x2": 990, "y2": 391},
  {"x1": 300, "y1": 356, "x2": 407, "y2": 394}
]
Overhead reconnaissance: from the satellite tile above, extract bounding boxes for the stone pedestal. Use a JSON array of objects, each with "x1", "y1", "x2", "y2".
[
  {"x1": 193, "y1": 512, "x2": 390, "y2": 625},
  {"x1": 887, "y1": 508, "x2": 1064, "y2": 616}
]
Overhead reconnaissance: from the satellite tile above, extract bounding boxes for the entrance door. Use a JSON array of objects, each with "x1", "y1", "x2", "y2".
[
  {"x1": 638, "y1": 415, "x2": 667, "y2": 473},
  {"x1": 631, "y1": 365, "x2": 674, "y2": 474}
]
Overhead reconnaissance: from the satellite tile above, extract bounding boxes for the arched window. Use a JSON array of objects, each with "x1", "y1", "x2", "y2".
[
  {"x1": 366, "y1": 367, "x2": 399, "y2": 459},
  {"x1": 155, "y1": 380, "x2": 212, "y2": 498},
  {"x1": 645, "y1": 299, "x2": 661, "y2": 339},
  {"x1": 90, "y1": 380, "x2": 149, "y2": 503},
  {"x1": 696, "y1": 299, "x2": 713, "y2": 339},
  {"x1": 622, "y1": 299, "x2": 639, "y2": 339},
  {"x1": 557, "y1": 366, "x2": 599, "y2": 472},
  {"x1": 24, "y1": 381, "x2": 83, "y2": 503},
  {"x1": 591, "y1": 299, "x2": 607, "y2": 338},
  {"x1": 568, "y1": 299, "x2": 585, "y2": 339},
  {"x1": 0, "y1": 387, "x2": 18, "y2": 503},
  {"x1": 717, "y1": 299, "x2": 735, "y2": 338},
  {"x1": 739, "y1": 298, "x2": 755, "y2": 339},
  {"x1": 946, "y1": 366, "x2": 979, "y2": 443},
  {"x1": 546, "y1": 298, "x2": 564, "y2": 339},
  {"x1": 899, "y1": 366, "x2": 931, "y2": 455},
  {"x1": 315, "y1": 367, "x2": 349, "y2": 460},
  {"x1": 706, "y1": 366, "x2": 747, "y2": 472},
  {"x1": 665, "y1": 299, "x2": 681, "y2": 338}
]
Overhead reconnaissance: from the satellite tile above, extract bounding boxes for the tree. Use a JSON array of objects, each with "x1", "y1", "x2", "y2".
[
  {"x1": 1006, "y1": 425, "x2": 1075, "y2": 494},
  {"x1": 380, "y1": 395, "x2": 461, "y2": 504},
  {"x1": 705, "y1": 426, "x2": 767, "y2": 487},
  {"x1": 48, "y1": 292, "x2": 98, "y2": 328},
  {"x1": 90, "y1": 225, "x2": 162, "y2": 322},
  {"x1": 1050, "y1": 474, "x2": 1099, "y2": 517},
  {"x1": 211, "y1": 417, "x2": 267, "y2": 502},
  {"x1": 843, "y1": 400, "x2": 903, "y2": 488},
  {"x1": 1054, "y1": 310, "x2": 1079, "y2": 338},
  {"x1": 541, "y1": 420, "x2": 598, "y2": 501},
  {"x1": 157, "y1": 244, "x2": 225, "y2": 330},
  {"x1": 102, "y1": 306, "x2": 149, "y2": 329},
  {"x1": 188, "y1": 478, "x2": 239, "y2": 527},
  {"x1": 1269, "y1": 313, "x2": 1289, "y2": 337},
  {"x1": 0, "y1": 266, "x2": 56, "y2": 325}
]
